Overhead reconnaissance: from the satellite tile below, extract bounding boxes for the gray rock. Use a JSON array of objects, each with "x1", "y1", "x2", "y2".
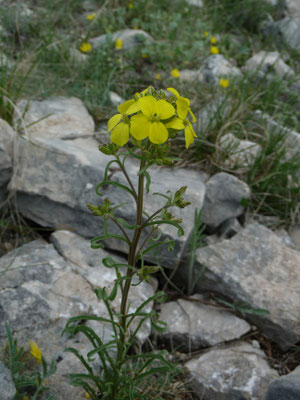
[
  {"x1": 158, "y1": 295, "x2": 250, "y2": 352},
  {"x1": 185, "y1": 341, "x2": 278, "y2": 400},
  {"x1": 199, "y1": 54, "x2": 241, "y2": 84},
  {"x1": 0, "y1": 118, "x2": 15, "y2": 206},
  {"x1": 244, "y1": 51, "x2": 294, "y2": 78},
  {"x1": 265, "y1": 366, "x2": 300, "y2": 400},
  {"x1": 0, "y1": 361, "x2": 16, "y2": 400},
  {"x1": 190, "y1": 223, "x2": 300, "y2": 349},
  {"x1": 219, "y1": 133, "x2": 261, "y2": 171},
  {"x1": 275, "y1": 17, "x2": 300, "y2": 50},
  {"x1": 186, "y1": 0, "x2": 203, "y2": 6},
  {"x1": 253, "y1": 110, "x2": 300, "y2": 160},
  {"x1": 285, "y1": 0, "x2": 300, "y2": 16},
  {"x1": 201, "y1": 172, "x2": 250, "y2": 230},
  {"x1": 14, "y1": 97, "x2": 95, "y2": 140},
  {"x1": 218, "y1": 217, "x2": 243, "y2": 240},
  {"x1": 179, "y1": 69, "x2": 204, "y2": 83},
  {"x1": 9, "y1": 135, "x2": 206, "y2": 269},
  {"x1": 109, "y1": 91, "x2": 125, "y2": 107},
  {"x1": 90, "y1": 29, "x2": 153, "y2": 51},
  {"x1": 289, "y1": 225, "x2": 300, "y2": 251}
]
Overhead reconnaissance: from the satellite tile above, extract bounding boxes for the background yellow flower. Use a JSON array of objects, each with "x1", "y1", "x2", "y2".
[
  {"x1": 115, "y1": 38, "x2": 123, "y2": 50},
  {"x1": 80, "y1": 42, "x2": 92, "y2": 53},
  {"x1": 210, "y1": 46, "x2": 219, "y2": 54},
  {"x1": 171, "y1": 68, "x2": 180, "y2": 78}
]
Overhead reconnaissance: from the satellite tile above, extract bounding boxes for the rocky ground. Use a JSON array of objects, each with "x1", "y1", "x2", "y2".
[{"x1": 0, "y1": 0, "x2": 300, "y2": 399}]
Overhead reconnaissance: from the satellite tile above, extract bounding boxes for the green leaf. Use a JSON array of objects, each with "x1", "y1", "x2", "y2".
[
  {"x1": 90, "y1": 233, "x2": 130, "y2": 249},
  {"x1": 144, "y1": 170, "x2": 151, "y2": 193},
  {"x1": 96, "y1": 179, "x2": 135, "y2": 199},
  {"x1": 144, "y1": 220, "x2": 184, "y2": 237}
]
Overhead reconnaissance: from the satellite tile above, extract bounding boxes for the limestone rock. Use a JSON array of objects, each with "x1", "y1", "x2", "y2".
[
  {"x1": 191, "y1": 223, "x2": 300, "y2": 349},
  {"x1": 244, "y1": 51, "x2": 294, "y2": 78},
  {"x1": 109, "y1": 91, "x2": 125, "y2": 107},
  {"x1": 158, "y1": 295, "x2": 250, "y2": 351},
  {"x1": 0, "y1": 118, "x2": 15, "y2": 206},
  {"x1": 185, "y1": 341, "x2": 278, "y2": 400},
  {"x1": 186, "y1": 0, "x2": 203, "y2": 6},
  {"x1": 219, "y1": 133, "x2": 261, "y2": 170},
  {"x1": 9, "y1": 135, "x2": 206, "y2": 269},
  {"x1": 201, "y1": 172, "x2": 250, "y2": 230},
  {"x1": 0, "y1": 362, "x2": 16, "y2": 400},
  {"x1": 199, "y1": 54, "x2": 241, "y2": 84},
  {"x1": 265, "y1": 366, "x2": 300, "y2": 400},
  {"x1": 275, "y1": 17, "x2": 300, "y2": 50},
  {"x1": 90, "y1": 29, "x2": 153, "y2": 51},
  {"x1": 14, "y1": 97, "x2": 95, "y2": 140}
]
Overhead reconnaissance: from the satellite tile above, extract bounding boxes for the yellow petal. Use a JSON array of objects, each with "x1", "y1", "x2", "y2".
[
  {"x1": 110, "y1": 123, "x2": 129, "y2": 146},
  {"x1": 189, "y1": 108, "x2": 197, "y2": 123},
  {"x1": 149, "y1": 121, "x2": 168, "y2": 144},
  {"x1": 167, "y1": 87, "x2": 180, "y2": 98},
  {"x1": 138, "y1": 96, "x2": 157, "y2": 118},
  {"x1": 156, "y1": 99, "x2": 175, "y2": 120},
  {"x1": 171, "y1": 68, "x2": 180, "y2": 78},
  {"x1": 125, "y1": 101, "x2": 140, "y2": 115},
  {"x1": 108, "y1": 114, "x2": 122, "y2": 131},
  {"x1": 176, "y1": 98, "x2": 190, "y2": 119},
  {"x1": 130, "y1": 113, "x2": 150, "y2": 140},
  {"x1": 141, "y1": 86, "x2": 152, "y2": 95},
  {"x1": 184, "y1": 123, "x2": 197, "y2": 149},
  {"x1": 166, "y1": 117, "x2": 185, "y2": 130},
  {"x1": 117, "y1": 99, "x2": 135, "y2": 114}
]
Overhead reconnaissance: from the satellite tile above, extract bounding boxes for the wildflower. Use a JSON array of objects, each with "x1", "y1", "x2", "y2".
[
  {"x1": 155, "y1": 73, "x2": 161, "y2": 80},
  {"x1": 131, "y1": 96, "x2": 177, "y2": 144},
  {"x1": 86, "y1": 13, "x2": 96, "y2": 20},
  {"x1": 80, "y1": 42, "x2": 92, "y2": 53},
  {"x1": 128, "y1": 1, "x2": 134, "y2": 9},
  {"x1": 210, "y1": 36, "x2": 217, "y2": 44},
  {"x1": 133, "y1": 25, "x2": 138, "y2": 30},
  {"x1": 171, "y1": 68, "x2": 180, "y2": 78},
  {"x1": 108, "y1": 100, "x2": 140, "y2": 146},
  {"x1": 204, "y1": 31, "x2": 209, "y2": 37},
  {"x1": 167, "y1": 87, "x2": 196, "y2": 122},
  {"x1": 29, "y1": 341, "x2": 42, "y2": 364},
  {"x1": 141, "y1": 53, "x2": 148, "y2": 58},
  {"x1": 219, "y1": 78, "x2": 229, "y2": 88},
  {"x1": 22, "y1": 397, "x2": 30, "y2": 400},
  {"x1": 210, "y1": 46, "x2": 219, "y2": 54},
  {"x1": 115, "y1": 38, "x2": 123, "y2": 50},
  {"x1": 85, "y1": 392, "x2": 91, "y2": 399}
]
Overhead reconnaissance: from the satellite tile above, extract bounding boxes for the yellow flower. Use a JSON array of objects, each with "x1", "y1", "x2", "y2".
[
  {"x1": 133, "y1": 25, "x2": 138, "y2": 30},
  {"x1": 210, "y1": 46, "x2": 219, "y2": 54},
  {"x1": 171, "y1": 68, "x2": 180, "y2": 78},
  {"x1": 141, "y1": 53, "x2": 148, "y2": 58},
  {"x1": 108, "y1": 99, "x2": 140, "y2": 146},
  {"x1": 86, "y1": 13, "x2": 96, "y2": 20},
  {"x1": 131, "y1": 96, "x2": 177, "y2": 144},
  {"x1": 210, "y1": 36, "x2": 217, "y2": 44},
  {"x1": 204, "y1": 31, "x2": 209, "y2": 37},
  {"x1": 167, "y1": 87, "x2": 196, "y2": 122},
  {"x1": 155, "y1": 73, "x2": 161, "y2": 80},
  {"x1": 219, "y1": 78, "x2": 229, "y2": 88},
  {"x1": 128, "y1": 1, "x2": 134, "y2": 8},
  {"x1": 85, "y1": 392, "x2": 91, "y2": 399},
  {"x1": 29, "y1": 341, "x2": 42, "y2": 364},
  {"x1": 115, "y1": 38, "x2": 123, "y2": 50},
  {"x1": 22, "y1": 397, "x2": 30, "y2": 400},
  {"x1": 80, "y1": 42, "x2": 92, "y2": 53}
]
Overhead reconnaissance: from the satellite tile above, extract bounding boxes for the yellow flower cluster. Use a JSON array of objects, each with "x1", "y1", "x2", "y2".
[
  {"x1": 29, "y1": 341, "x2": 42, "y2": 364},
  {"x1": 108, "y1": 87, "x2": 197, "y2": 149}
]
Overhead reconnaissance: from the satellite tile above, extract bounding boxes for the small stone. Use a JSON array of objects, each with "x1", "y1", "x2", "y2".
[
  {"x1": 201, "y1": 172, "x2": 251, "y2": 230},
  {"x1": 219, "y1": 133, "x2": 261, "y2": 170},
  {"x1": 265, "y1": 366, "x2": 300, "y2": 400},
  {"x1": 0, "y1": 362, "x2": 16, "y2": 400},
  {"x1": 14, "y1": 97, "x2": 95, "y2": 141},
  {"x1": 275, "y1": 17, "x2": 300, "y2": 50},
  {"x1": 244, "y1": 51, "x2": 294, "y2": 78},
  {"x1": 158, "y1": 295, "x2": 250, "y2": 351},
  {"x1": 185, "y1": 341, "x2": 278, "y2": 400},
  {"x1": 90, "y1": 29, "x2": 153, "y2": 51},
  {"x1": 199, "y1": 54, "x2": 241, "y2": 84},
  {"x1": 109, "y1": 91, "x2": 125, "y2": 107}
]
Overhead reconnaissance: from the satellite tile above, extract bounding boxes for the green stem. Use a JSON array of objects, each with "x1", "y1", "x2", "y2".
[{"x1": 116, "y1": 157, "x2": 146, "y2": 367}]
